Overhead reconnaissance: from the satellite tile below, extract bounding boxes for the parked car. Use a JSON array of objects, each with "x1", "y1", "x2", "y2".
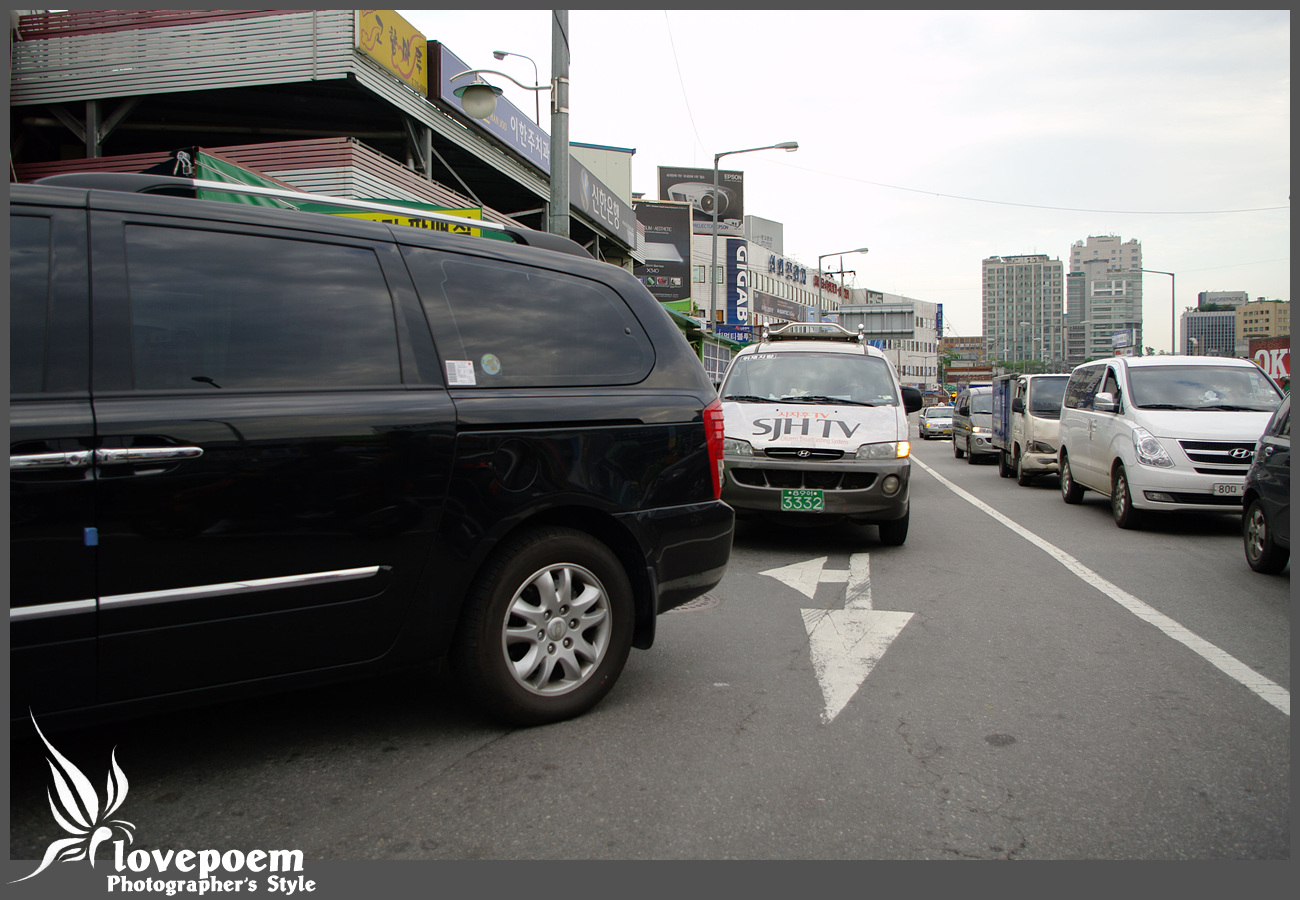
[
  {"x1": 717, "y1": 322, "x2": 923, "y2": 545},
  {"x1": 952, "y1": 384, "x2": 996, "y2": 463},
  {"x1": 1057, "y1": 355, "x2": 1284, "y2": 529},
  {"x1": 10, "y1": 173, "x2": 734, "y2": 728},
  {"x1": 1243, "y1": 394, "x2": 1290, "y2": 573},
  {"x1": 918, "y1": 405, "x2": 954, "y2": 440}
]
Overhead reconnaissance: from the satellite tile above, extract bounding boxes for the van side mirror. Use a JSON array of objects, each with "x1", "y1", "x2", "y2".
[
  {"x1": 1011, "y1": 397, "x2": 1025, "y2": 414},
  {"x1": 958, "y1": 405, "x2": 969, "y2": 416},
  {"x1": 1094, "y1": 391, "x2": 1117, "y2": 413},
  {"x1": 900, "y1": 385, "x2": 924, "y2": 415}
]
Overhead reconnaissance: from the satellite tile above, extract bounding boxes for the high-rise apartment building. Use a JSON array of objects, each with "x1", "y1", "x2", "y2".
[
  {"x1": 1066, "y1": 235, "x2": 1144, "y2": 364},
  {"x1": 981, "y1": 254, "x2": 1065, "y2": 370}
]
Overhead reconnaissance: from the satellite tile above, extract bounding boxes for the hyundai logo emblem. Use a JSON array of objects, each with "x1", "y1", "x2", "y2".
[
  {"x1": 1231, "y1": 448, "x2": 1253, "y2": 459},
  {"x1": 797, "y1": 449, "x2": 811, "y2": 458}
]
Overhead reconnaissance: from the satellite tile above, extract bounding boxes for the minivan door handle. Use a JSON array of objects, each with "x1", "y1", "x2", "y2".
[{"x1": 9, "y1": 450, "x2": 95, "y2": 470}]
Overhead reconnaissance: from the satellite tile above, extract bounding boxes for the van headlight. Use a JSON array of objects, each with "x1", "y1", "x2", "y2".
[
  {"x1": 970, "y1": 425, "x2": 984, "y2": 433},
  {"x1": 1132, "y1": 427, "x2": 1174, "y2": 468},
  {"x1": 856, "y1": 441, "x2": 909, "y2": 460},
  {"x1": 723, "y1": 438, "x2": 753, "y2": 457}
]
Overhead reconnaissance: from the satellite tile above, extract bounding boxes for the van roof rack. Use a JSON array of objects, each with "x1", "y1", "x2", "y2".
[
  {"x1": 760, "y1": 321, "x2": 867, "y2": 343},
  {"x1": 30, "y1": 172, "x2": 591, "y2": 258}
]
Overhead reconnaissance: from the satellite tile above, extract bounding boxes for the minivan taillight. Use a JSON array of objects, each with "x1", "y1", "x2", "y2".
[{"x1": 704, "y1": 399, "x2": 726, "y2": 500}]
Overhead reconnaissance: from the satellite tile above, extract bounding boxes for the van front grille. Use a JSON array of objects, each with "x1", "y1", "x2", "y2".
[{"x1": 1177, "y1": 440, "x2": 1254, "y2": 475}]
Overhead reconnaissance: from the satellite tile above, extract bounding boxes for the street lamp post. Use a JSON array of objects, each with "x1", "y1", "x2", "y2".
[
  {"x1": 492, "y1": 49, "x2": 540, "y2": 124},
  {"x1": 1139, "y1": 268, "x2": 1175, "y2": 354},
  {"x1": 448, "y1": 10, "x2": 570, "y2": 237},
  {"x1": 817, "y1": 247, "x2": 870, "y2": 324},
  {"x1": 707, "y1": 141, "x2": 798, "y2": 332}
]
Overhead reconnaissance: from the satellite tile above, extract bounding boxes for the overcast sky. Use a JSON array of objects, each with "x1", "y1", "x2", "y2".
[{"x1": 398, "y1": 10, "x2": 1289, "y2": 350}]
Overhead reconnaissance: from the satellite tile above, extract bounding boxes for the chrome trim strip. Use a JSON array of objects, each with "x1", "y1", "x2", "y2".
[
  {"x1": 98, "y1": 566, "x2": 385, "y2": 610},
  {"x1": 11, "y1": 598, "x2": 98, "y2": 621},
  {"x1": 96, "y1": 447, "x2": 203, "y2": 463}
]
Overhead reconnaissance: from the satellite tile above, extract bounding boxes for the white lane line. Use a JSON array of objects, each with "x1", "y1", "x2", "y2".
[{"x1": 912, "y1": 458, "x2": 1290, "y2": 717}]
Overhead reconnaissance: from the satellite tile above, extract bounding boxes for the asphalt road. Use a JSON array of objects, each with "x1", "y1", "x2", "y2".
[{"x1": 9, "y1": 432, "x2": 1290, "y2": 864}]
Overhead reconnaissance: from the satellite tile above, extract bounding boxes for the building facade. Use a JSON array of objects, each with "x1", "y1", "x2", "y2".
[
  {"x1": 838, "y1": 294, "x2": 942, "y2": 391},
  {"x1": 1236, "y1": 299, "x2": 1290, "y2": 357},
  {"x1": 982, "y1": 254, "x2": 1066, "y2": 369},
  {"x1": 1065, "y1": 235, "x2": 1144, "y2": 365},
  {"x1": 941, "y1": 336, "x2": 994, "y2": 389},
  {"x1": 1181, "y1": 309, "x2": 1238, "y2": 357}
]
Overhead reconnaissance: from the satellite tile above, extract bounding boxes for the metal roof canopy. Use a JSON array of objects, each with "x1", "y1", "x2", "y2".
[{"x1": 8, "y1": 9, "x2": 622, "y2": 251}]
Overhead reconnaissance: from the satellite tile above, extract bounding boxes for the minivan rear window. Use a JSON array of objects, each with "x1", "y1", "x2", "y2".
[{"x1": 403, "y1": 248, "x2": 653, "y2": 388}]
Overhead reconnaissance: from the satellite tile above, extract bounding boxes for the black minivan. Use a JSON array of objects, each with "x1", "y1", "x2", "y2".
[{"x1": 10, "y1": 173, "x2": 734, "y2": 728}]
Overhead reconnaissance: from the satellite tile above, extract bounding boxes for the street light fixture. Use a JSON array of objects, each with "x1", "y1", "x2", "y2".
[
  {"x1": 707, "y1": 141, "x2": 798, "y2": 332},
  {"x1": 449, "y1": 11, "x2": 571, "y2": 236},
  {"x1": 1139, "y1": 268, "x2": 1175, "y2": 354},
  {"x1": 492, "y1": 49, "x2": 541, "y2": 125},
  {"x1": 817, "y1": 247, "x2": 870, "y2": 323}
]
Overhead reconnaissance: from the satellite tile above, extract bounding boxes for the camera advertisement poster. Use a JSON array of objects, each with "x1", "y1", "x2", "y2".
[
  {"x1": 658, "y1": 166, "x2": 745, "y2": 236},
  {"x1": 633, "y1": 200, "x2": 692, "y2": 303}
]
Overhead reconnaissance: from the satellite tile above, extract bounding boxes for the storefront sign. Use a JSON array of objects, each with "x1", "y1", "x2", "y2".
[
  {"x1": 433, "y1": 42, "x2": 551, "y2": 174},
  {"x1": 573, "y1": 158, "x2": 635, "y2": 247},
  {"x1": 727, "y1": 239, "x2": 750, "y2": 326},
  {"x1": 356, "y1": 10, "x2": 427, "y2": 95}
]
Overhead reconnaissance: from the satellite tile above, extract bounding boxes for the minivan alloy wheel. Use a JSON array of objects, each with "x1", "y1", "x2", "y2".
[
  {"x1": 1244, "y1": 499, "x2": 1288, "y2": 574},
  {"x1": 1111, "y1": 465, "x2": 1142, "y2": 529},
  {"x1": 455, "y1": 526, "x2": 634, "y2": 726}
]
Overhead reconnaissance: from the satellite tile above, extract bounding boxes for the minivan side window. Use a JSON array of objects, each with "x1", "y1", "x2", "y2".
[
  {"x1": 9, "y1": 215, "x2": 51, "y2": 393},
  {"x1": 1101, "y1": 370, "x2": 1121, "y2": 407},
  {"x1": 123, "y1": 225, "x2": 402, "y2": 390},
  {"x1": 403, "y1": 248, "x2": 653, "y2": 388},
  {"x1": 1064, "y1": 365, "x2": 1105, "y2": 409}
]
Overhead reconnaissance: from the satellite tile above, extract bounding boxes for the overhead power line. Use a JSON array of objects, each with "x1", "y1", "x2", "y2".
[{"x1": 774, "y1": 161, "x2": 1288, "y2": 216}]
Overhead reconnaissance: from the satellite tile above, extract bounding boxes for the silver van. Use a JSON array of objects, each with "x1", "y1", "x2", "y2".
[{"x1": 1057, "y1": 355, "x2": 1284, "y2": 528}]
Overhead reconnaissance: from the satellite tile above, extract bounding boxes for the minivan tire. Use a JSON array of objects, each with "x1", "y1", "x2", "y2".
[
  {"x1": 453, "y1": 526, "x2": 634, "y2": 727},
  {"x1": 953, "y1": 438, "x2": 965, "y2": 459},
  {"x1": 1244, "y1": 498, "x2": 1289, "y2": 574},
  {"x1": 878, "y1": 509, "x2": 909, "y2": 546},
  {"x1": 1060, "y1": 452, "x2": 1084, "y2": 504},
  {"x1": 1110, "y1": 465, "x2": 1143, "y2": 529},
  {"x1": 965, "y1": 439, "x2": 976, "y2": 464}
]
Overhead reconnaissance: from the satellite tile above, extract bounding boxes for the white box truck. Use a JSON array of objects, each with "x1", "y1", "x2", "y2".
[{"x1": 991, "y1": 373, "x2": 1071, "y2": 485}]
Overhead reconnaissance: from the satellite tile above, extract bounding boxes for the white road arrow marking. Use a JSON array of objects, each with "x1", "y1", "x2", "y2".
[{"x1": 761, "y1": 553, "x2": 913, "y2": 724}]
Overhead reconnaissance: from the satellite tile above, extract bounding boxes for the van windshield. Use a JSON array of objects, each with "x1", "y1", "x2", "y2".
[
  {"x1": 1028, "y1": 376, "x2": 1069, "y2": 419},
  {"x1": 1128, "y1": 365, "x2": 1283, "y2": 411},
  {"x1": 969, "y1": 392, "x2": 992, "y2": 415},
  {"x1": 721, "y1": 352, "x2": 899, "y2": 406}
]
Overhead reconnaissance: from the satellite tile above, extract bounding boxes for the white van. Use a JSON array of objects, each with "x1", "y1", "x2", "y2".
[
  {"x1": 1057, "y1": 355, "x2": 1284, "y2": 528},
  {"x1": 717, "y1": 322, "x2": 924, "y2": 545}
]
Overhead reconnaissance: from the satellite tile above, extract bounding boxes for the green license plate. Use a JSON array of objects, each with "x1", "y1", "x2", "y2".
[{"x1": 781, "y1": 489, "x2": 824, "y2": 512}]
